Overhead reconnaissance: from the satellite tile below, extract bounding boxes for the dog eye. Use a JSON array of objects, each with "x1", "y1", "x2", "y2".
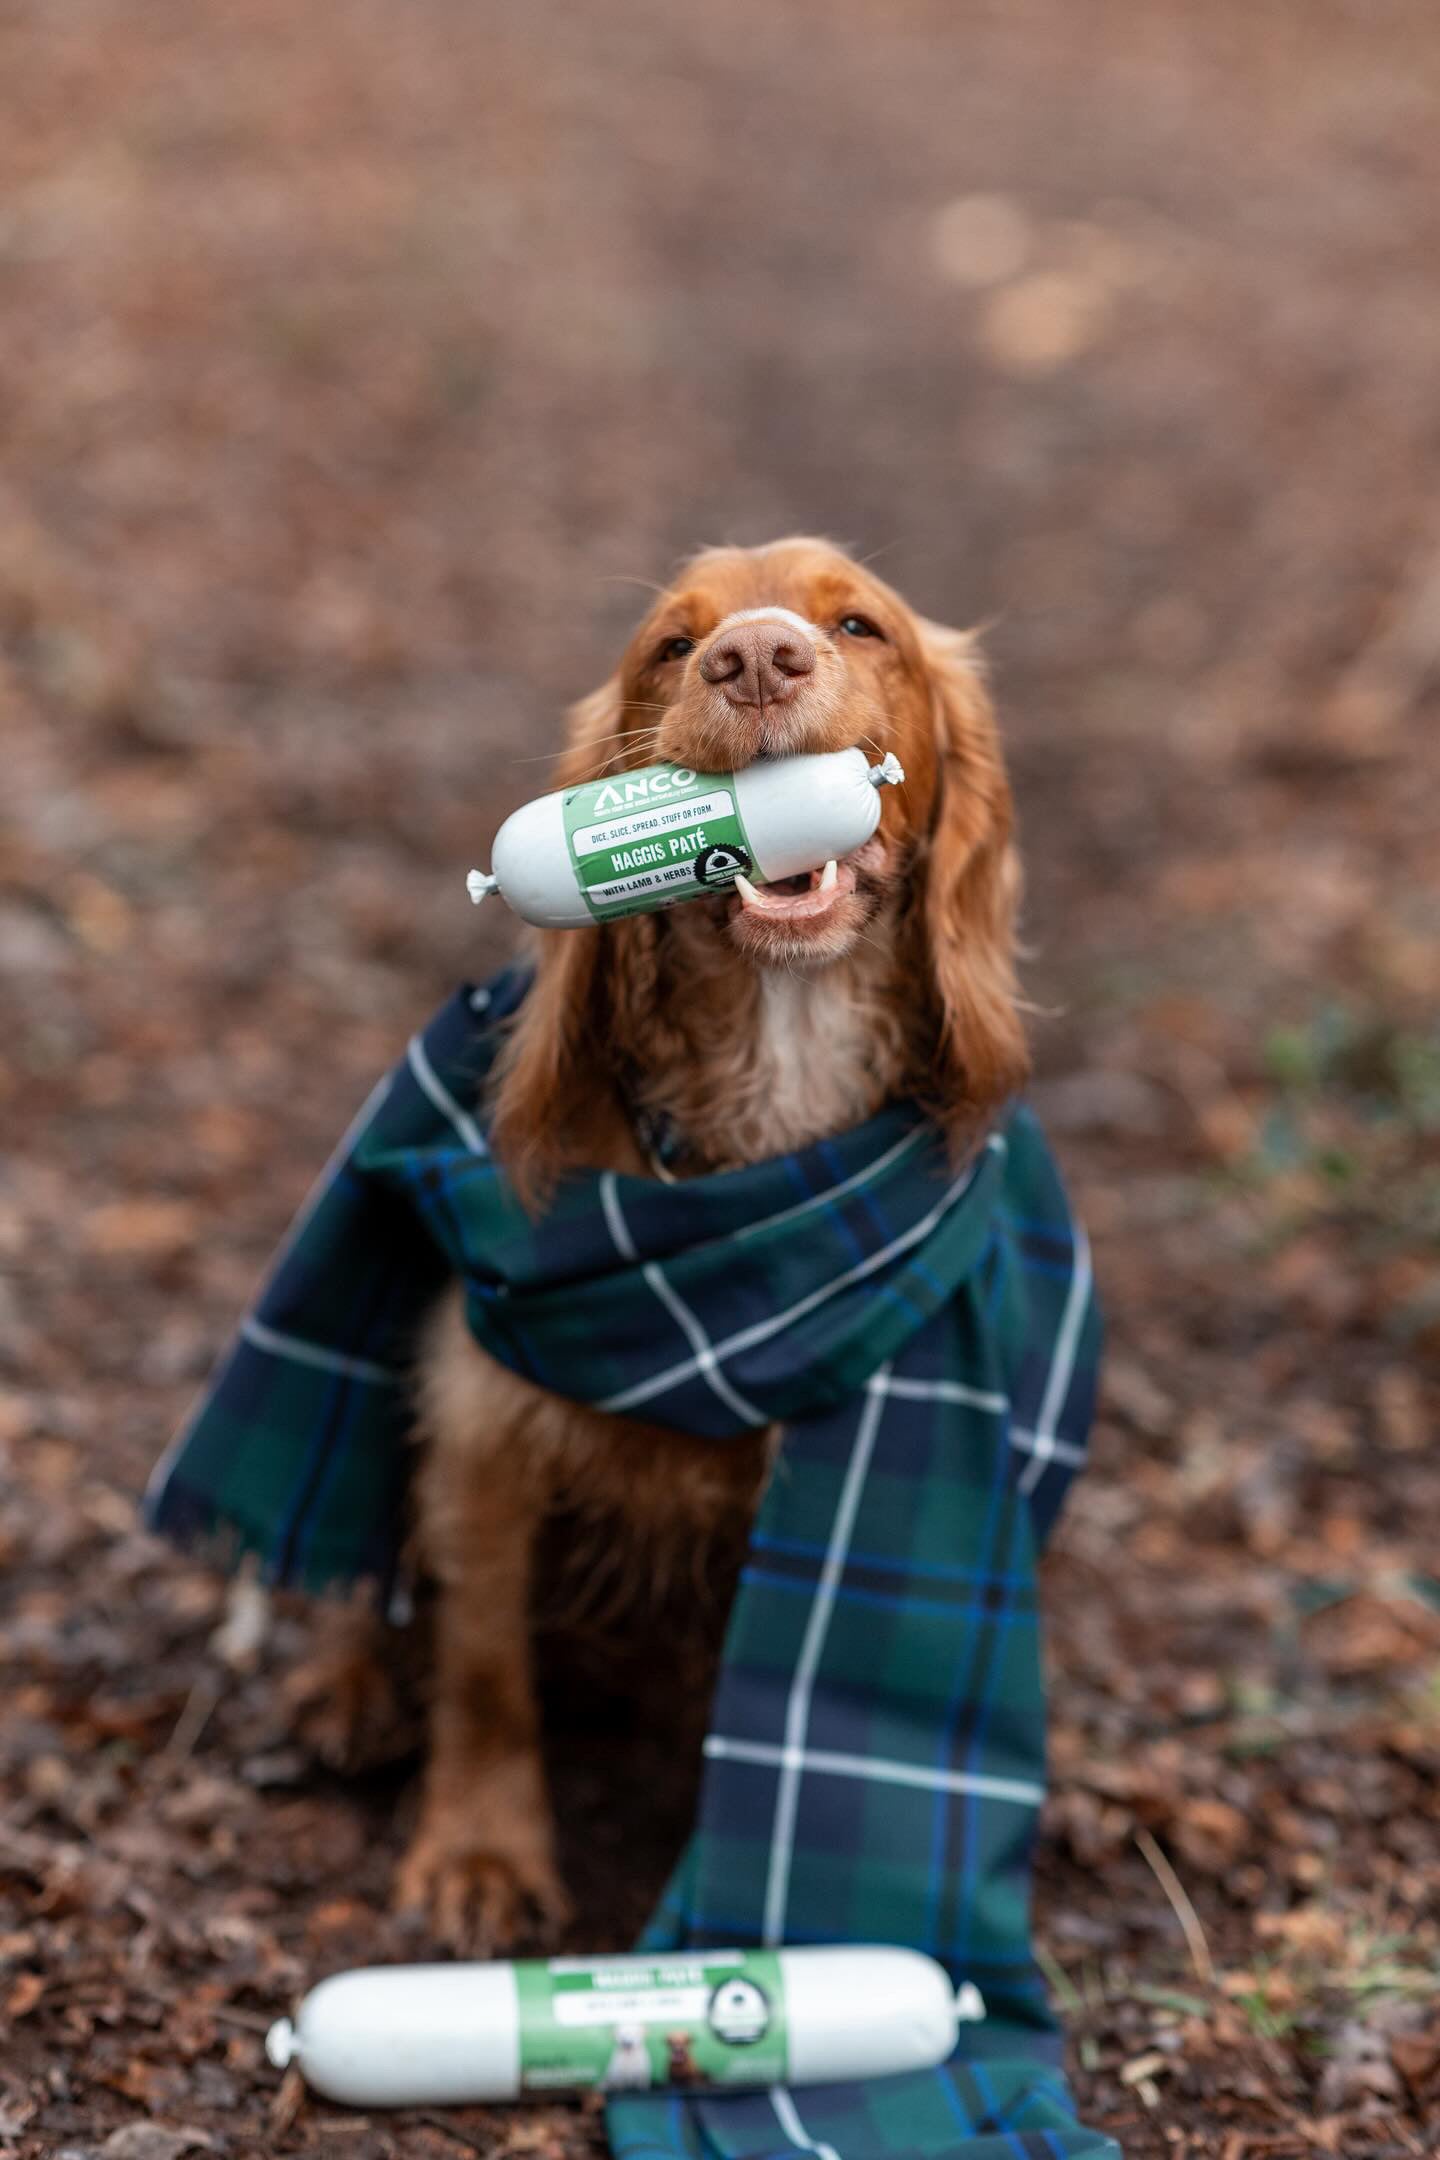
[
  {"x1": 657, "y1": 636, "x2": 695, "y2": 663},
  {"x1": 837, "y1": 614, "x2": 882, "y2": 640}
]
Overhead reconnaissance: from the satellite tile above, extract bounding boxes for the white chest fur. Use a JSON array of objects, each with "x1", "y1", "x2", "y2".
[{"x1": 746, "y1": 967, "x2": 887, "y2": 1154}]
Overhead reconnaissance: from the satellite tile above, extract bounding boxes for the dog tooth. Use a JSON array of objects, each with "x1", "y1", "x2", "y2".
[
  {"x1": 733, "y1": 873, "x2": 760, "y2": 905},
  {"x1": 818, "y1": 859, "x2": 838, "y2": 892}
]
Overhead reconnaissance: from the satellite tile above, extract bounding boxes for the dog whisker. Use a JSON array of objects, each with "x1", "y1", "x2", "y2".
[
  {"x1": 854, "y1": 538, "x2": 906, "y2": 571},
  {"x1": 577, "y1": 726, "x2": 662, "y2": 747},
  {"x1": 596, "y1": 573, "x2": 670, "y2": 599},
  {"x1": 509, "y1": 724, "x2": 662, "y2": 766}
]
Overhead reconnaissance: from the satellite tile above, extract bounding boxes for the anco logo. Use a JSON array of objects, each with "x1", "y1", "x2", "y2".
[{"x1": 592, "y1": 767, "x2": 697, "y2": 813}]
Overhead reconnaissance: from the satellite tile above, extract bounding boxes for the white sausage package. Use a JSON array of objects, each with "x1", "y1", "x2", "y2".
[
  {"x1": 266, "y1": 1945, "x2": 983, "y2": 2107},
  {"x1": 467, "y1": 746, "x2": 905, "y2": 929}
]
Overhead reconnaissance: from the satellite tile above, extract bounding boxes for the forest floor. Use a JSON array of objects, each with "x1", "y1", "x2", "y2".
[{"x1": 2, "y1": 1, "x2": 1438, "y2": 2154}]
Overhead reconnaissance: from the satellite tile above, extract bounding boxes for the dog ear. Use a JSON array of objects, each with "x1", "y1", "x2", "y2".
[
  {"x1": 487, "y1": 675, "x2": 638, "y2": 1206},
  {"x1": 916, "y1": 620, "x2": 1030, "y2": 1146},
  {"x1": 486, "y1": 921, "x2": 606, "y2": 1206}
]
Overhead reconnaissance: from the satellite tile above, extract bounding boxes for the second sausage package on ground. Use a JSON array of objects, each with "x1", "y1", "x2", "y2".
[{"x1": 267, "y1": 1945, "x2": 983, "y2": 2106}]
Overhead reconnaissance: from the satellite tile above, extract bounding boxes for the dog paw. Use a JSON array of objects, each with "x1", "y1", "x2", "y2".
[
  {"x1": 394, "y1": 1831, "x2": 573, "y2": 1954},
  {"x1": 284, "y1": 1640, "x2": 411, "y2": 1773}
]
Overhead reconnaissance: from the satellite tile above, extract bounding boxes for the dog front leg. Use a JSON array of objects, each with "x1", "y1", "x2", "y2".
[{"x1": 395, "y1": 1452, "x2": 571, "y2": 1953}]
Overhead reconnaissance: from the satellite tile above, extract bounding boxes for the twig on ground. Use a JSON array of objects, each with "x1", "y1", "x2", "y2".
[
  {"x1": 1033, "y1": 1939, "x2": 1085, "y2": 2016},
  {"x1": 164, "y1": 1670, "x2": 222, "y2": 1759},
  {"x1": 208, "y1": 2003, "x2": 277, "y2": 2035},
  {"x1": 413, "y1": 2114, "x2": 493, "y2": 2156},
  {"x1": 1134, "y1": 1826, "x2": 1217, "y2": 1988}
]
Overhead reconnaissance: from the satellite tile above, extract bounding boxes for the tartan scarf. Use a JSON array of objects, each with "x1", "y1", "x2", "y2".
[{"x1": 147, "y1": 971, "x2": 1119, "y2": 2160}]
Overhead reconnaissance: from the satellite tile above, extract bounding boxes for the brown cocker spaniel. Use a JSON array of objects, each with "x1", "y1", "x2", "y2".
[{"x1": 397, "y1": 536, "x2": 1028, "y2": 1948}]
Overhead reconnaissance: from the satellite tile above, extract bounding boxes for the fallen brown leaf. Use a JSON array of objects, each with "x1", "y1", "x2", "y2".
[
  {"x1": 84, "y1": 1201, "x2": 199, "y2": 1261},
  {"x1": 4, "y1": 1970, "x2": 45, "y2": 2019}
]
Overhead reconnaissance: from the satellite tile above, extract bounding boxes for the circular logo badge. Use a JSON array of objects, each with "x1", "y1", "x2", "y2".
[
  {"x1": 707, "y1": 1976, "x2": 771, "y2": 2047},
  {"x1": 694, "y1": 842, "x2": 752, "y2": 889}
]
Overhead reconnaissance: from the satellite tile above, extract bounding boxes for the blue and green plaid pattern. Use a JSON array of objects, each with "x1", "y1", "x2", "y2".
[{"x1": 147, "y1": 973, "x2": 1118, "y2": 2160}]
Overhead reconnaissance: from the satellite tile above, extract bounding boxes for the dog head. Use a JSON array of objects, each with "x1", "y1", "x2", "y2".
[{"x1": 490, "y1": 538, "x2": 1027, "y2": 1196}]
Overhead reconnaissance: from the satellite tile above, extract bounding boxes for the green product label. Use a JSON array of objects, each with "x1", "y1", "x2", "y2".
[
  {"x1": 561, "y1": 763, "x2": 759, "y2": 921},
  {"x1": 514, "y1": 1952, "x2": 787, "y2": 2093}
]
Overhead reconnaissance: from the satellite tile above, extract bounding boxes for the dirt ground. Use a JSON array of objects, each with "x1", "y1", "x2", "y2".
[{"x1": 2, "y1": 1, "x2": 1439, "y2": 2154}]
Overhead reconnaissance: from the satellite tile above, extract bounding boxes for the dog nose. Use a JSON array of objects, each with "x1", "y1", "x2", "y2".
[{"x1": 699, "y1": 620, "x2": 815, "y2": 708}]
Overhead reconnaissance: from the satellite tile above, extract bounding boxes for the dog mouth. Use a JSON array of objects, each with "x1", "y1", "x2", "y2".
[
  {"x1": 729, "y1": 855, "x2": 859, "y2": 925},
  {"x1": 719, "y1": 838, "x2": 893, "y2": 959}
]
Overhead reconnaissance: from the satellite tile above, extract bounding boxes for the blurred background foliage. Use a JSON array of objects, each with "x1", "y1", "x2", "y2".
[{"x1": 1, "y1": 1, "x2": 1438, "y2": 2154}]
